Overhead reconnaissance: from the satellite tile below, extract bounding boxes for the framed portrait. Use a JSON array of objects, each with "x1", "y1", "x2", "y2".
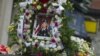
[{"x1": 32, "y1": 13, "x2": 54, "y2": 40}]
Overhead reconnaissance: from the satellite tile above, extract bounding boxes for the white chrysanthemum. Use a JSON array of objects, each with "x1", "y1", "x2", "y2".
[
  {"x1": 43, "y1": 4, "x2": 47, "y2": 7},
  {"x1": 19, "y1": 2, "x2": 27, "y2": 8},
  {"x1": 50, "y1": 49, "x2": 53, "y2": 51},
  {"x1": 30, "y1": 20, "x2": 32, "y2": 23},
  {"x1": 45, "y1": 47, "x2": 49, "y2": 51},
  {"x1": 58, "y1": 0, "x2": 67, "y2": 5},
  {"x1": 56, "y1": 5, "x2": 64, "y2": 14},
  {"x1": 18, "y1": 39, "x2": 23, "y2": 44},
  {"x1": 40, "y1": 41, "x2": 45, "y2": 47},
  {"x1": 34, "y1": 39, "x2": 39, "y2": 43},
  {"x1": 24, "y1": 24, "x2": 30, "y2": 28},
  {"x1": 29, "y1": 14, "x2": 32, "y2": 18},
  {"x1": 27, "y1": 30, "x2": 31, "y2": 33},
  {"x1": 82, "y1": 42, "x2": 90, "y2": 51},
  {"x1": 49, "y1": 43, "x2": 57, "y2": 48},
  {"x1": 57, "y1": 46, "x2": 62, "y2": 50},
  {"x1": 32, "y1": 42, "x2": 35, "y2": 45},
  {"x1": 79, "y1": 48, "x2": 85, "y2": 53},
  {"x1": 76, "y1": 37, "x2": 81, "y2": 43},
  {"x1": 28, "y1": 38, "x2": 33, "y2": 42},
  {"x1": 71, "y1": 36, "x2": 76, "y2": 41},
  {"x1": 52, "y1": 3, "x2": 58, "y2": 6},
  {"x1": 36, "y1": 0, "x2": 39, "y2": 1},
  {"x1": 25, "y1": 14, "x2": 32, "y2": 19},
  {"x1": 80, "y1": 39, "x2": 84, "y2": 43},
  {"x1": 46, "y1": 41, "x2": 50, "y2": 44},
  {"x1": 54, "y1": 48, "x2": 58, "y2": 51},
  {"x1": 89, "y1": 48, "x2": 95, "y2": 56},
  {"x1": 24, "y1": 42, "x2": 31, "y2": 47}
]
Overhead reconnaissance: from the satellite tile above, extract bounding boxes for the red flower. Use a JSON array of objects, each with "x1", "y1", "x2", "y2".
[
  {"x1": 51, "y1": 38, "x2": 56, "y2": 43},
  {"x1": 55, "y1": 22, "x2": 59, "y2": 27},
  {"x1": 25, "y1": 12, "x2": 30, "y2": 16},
  {"x1": 34, "y1": 43, "x2": 39, "y2": 48},
  {"x1": 0, "y1": 45, "x2": 8, "y2": 54},
  {"x1": 39, "y1": 0, "x2": 49, "y2": 4},
  {"x1": 0, "y1": 45, "x2": 5, "y2": 49}
]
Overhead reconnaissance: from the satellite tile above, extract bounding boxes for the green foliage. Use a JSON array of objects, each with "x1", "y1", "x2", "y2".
[
  {"x1": 59, "y1": 0, "x2": 79, "y2": 56},
  {"x1": 62, "y1": 0, "x2": 74, "y2": 12},
  {"x1": 60, "y1": 16, "x2": 77, "y2": 56},
  {"x1": 8, "y1": 0, "x2": 24, "y2": 47}
]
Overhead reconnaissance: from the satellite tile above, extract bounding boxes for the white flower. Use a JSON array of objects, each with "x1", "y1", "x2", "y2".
[
  {"x1": 40, "y1": 43, "x2": 45, "y2": 47},
  {"x1": 46, "y1": 41, "x2": 50, "y2": 44},
  {"x1": 33, "y1": 2, "x2": 37, "y2": 4},
  {"x1": 32, "y1": 42, "x2": 35, "y2": 45},
  {"x1": 49, "y1": 43, "x2": 57, "y2": 48},
  {"x1": 55, "y1": 15, "x2": 58, "y2": 18},
  {"x1": 76, "y1": 37, "x2": 81, "y2": 43},
  {"x1": 79, "y1": 48, "x2": 85, "y2": 53},
  {"x1": 25, "y1": 9, "x2": 30, "y2": 13},
  {"x1": 18, "y1": 39, "x2": 23, "y2": 44},
  {"x1": 71, "y1": 36, "x2": 76, "y2": 41},
  {"x1": 52, "y1": 3, "x2": 59, "y2": 6},
  {"x1": 29, "y1": 14, "x2": 32, "y2": 18},
  {"x1": 20, "y1": 15, "x2": 24, "y2": 19},
  {"x1": 56, "y1": 5, "x2": 64, "y2": 14},
  {"x1": 57, "y1": 45, "x2": 62, "y2": 50},
  {"x1": 40, "y1": 41, "x2": 45, "y2": 47},
  {"x1": 80, "y1": 39, "x2": 84, "y2": 43},
  {"x1": 82, "y1": 42, "x2": 90, "y2": 51},
  {"x1": 24, "y1": 24, "x2": 30, "y2": 28},
  {"x1": 30, "y1": 20, "x2": 32, "y2": 23},
  {"x1": 25, "y1": 14, "x2": 32, "y2": 19},
  {"x1": 89, "y1": 49, "x2": 95, "y2": 56},
  {"x1": 27, "y1": 30, "x2": 31, "y2": 33},
  {"x1": 45, "y1": 44, "x2": 49, "y2": 48},
  {"x1": 58, "y1": 0, "x2": 67, "y2": 5},
  {"x1": 50, "y1": 49, "x2": 53, "y2": 51},
  {"x1": 34, "y1": 39, "x2": 39, "y2": 43},
  {"x1": 24, "y1": 42, "x2": 31, "y2": 47},
  {"x1": 43, "y1": 4, "x2": 47, "y2": 7},
  {"x1": 28, "y1": 38, "x2": 33, "y2": 42},
  {"x1": 52, "y1": 27, "x2": 58, "y2": 37},
  {"x1": 54, "y1": 48, "x2": 58, "y2": 51},
  {"x1": 36, "y1": 0, "x2": 39, "y2": 2},
  {"x1": 45, "y1": 47, "x2": 49, "y2": 51},
  {"x1": 19, "y1": 2, "x2": 27, "y2": 8}
]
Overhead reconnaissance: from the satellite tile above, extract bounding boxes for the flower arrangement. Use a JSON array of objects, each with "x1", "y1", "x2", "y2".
[
  {"x1": 8, "y1": 0, "x2": 95, "y2": 56},
  {"x1": 0, "y1": 45, "x2": 11, "y2": 55},
  {"x1": 13, "y1": 37, "x2": 63, "y2": 56},
  {"x1": 71, "y1": 36, "x2": 95, "y2": 56},
  {"x1": 8, "y1": 0, "x2": 67, "y2": 55}
]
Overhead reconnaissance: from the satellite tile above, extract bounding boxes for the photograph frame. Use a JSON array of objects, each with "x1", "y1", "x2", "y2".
[{"x1": 32, "y1": 13, "x2": 55, "y2": 40}]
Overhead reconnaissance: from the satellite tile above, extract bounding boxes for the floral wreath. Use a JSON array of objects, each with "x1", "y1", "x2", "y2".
[{"x1": 8, "y1": 0, "x2": 95, "y2": 56}]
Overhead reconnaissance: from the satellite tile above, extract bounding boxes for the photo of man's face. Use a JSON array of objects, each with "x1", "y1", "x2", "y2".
[
  {"x1": 32, "y1": 14, "x2": 52, "y2": 38},
  {"x1": 37, "y1": 21, "x2": 50, "y2": 37},
  {"x1": 41, "y1": 22, "x2": 48, "y2": 29},
  {"x1": 32, "y1": 13, "x2": 61, "y2": 39}
]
